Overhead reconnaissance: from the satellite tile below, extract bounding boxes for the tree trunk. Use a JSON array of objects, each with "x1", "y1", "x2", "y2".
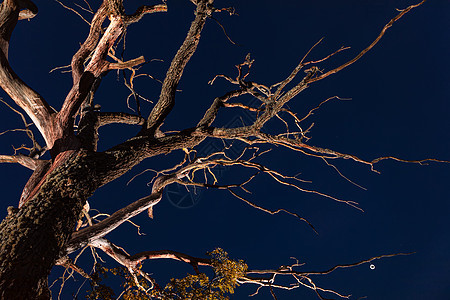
[
  {"x1": 0, "y1": 151, "x2": 92, "y2": 299},
  {"x1": 0, "y1": 141, "x2": 172, "y2": 298}
]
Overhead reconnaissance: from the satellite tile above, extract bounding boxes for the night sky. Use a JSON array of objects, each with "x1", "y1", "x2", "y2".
[{"x1": 0, "y1": 1, "x2": 449, "y2": 299}]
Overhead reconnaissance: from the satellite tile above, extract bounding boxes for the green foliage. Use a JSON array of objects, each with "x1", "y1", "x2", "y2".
[{"x1": 85, "y1": 248, "x2": 247, "y2": 300}]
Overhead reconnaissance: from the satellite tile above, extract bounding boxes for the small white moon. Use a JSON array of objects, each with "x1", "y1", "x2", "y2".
[{"x1": 370, "y1": 264, "x2": 375, "y2": 270}]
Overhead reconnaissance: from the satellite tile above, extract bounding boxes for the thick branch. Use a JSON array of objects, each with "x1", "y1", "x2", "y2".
[
  {"x1": 70, "y1": 2, "x2": 108, "y2": 84},
  {"x1": 129, "y1": 249, "x2": 211, "y2": 266},
  {"x1": 66, "y1": 172, "x2": 181, "y2": 254},
  {"x1": 106, "y1": 55, "x2": 145, "y2": 71},
  {"x1": 57, "y1": 16, "x2": 125, "y2": 142},
  {"x1": 103, "y1": 128, "x2": 205, "y2": 175},
  {"x1": 0, "y1": 0, "x2": 55, "y2": 147},
  {"x1": 59, "y1": 2, "x2": 167, "y2": 149},
  {"x1": 146, "y1": 0, "x2": 212, "y2": 134},
  {"x1": 123, "y1": 4, "x2": 168, "y2": 25},
  {"x1": 65, "y1": 192, "x2": 161, "y2": 254},
  {"x1": 98, "y1": 112, "x2": 145, "y2": 127},
  {"x1": 90, "y1": 238, "x2": 211, "y2": 270},
  {"x1": 0, "y1": 154, "x2": 42, "y2": 170}
]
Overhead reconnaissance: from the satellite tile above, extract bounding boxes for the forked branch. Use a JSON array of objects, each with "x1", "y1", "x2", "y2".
[
  {"x1": 83, "y1": 238, "x2": 412, "y2": 300},
  {"x1": 307, "y1": 0, "x2": 427, "y2": 84}
]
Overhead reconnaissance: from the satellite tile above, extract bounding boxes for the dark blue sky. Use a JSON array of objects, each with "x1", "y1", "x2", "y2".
[{"x1": 0, "y1": 1, "x2": 449, "y2": 299}]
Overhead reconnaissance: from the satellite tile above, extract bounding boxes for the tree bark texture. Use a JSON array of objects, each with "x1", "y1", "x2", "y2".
[
  {"x1": 0, "y1": 152, "x2": 88, "y2": 299},
  {"x1": 0, "y1": 0, "x2": 428, "y2": 298},
  {"x1": 0, "y1": 1, "x2": 167, "y2": 296}
]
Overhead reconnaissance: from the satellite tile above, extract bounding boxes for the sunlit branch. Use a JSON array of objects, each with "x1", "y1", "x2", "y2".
[
  {"x1": 0, "y1": 154, "x2": 43, "y2": 170},
  {"x1": 241, "y1": 252, "x2": 414, "y2": 299},
  {"x1": 0, "y1": 0, "x2": 55, "y2": 146},
  {"x1": 307, "y1": 0, "x2": 427, "y2": 84},
  {"x1": 70, "y1": 2, "x2": 107, "y2": 84},
  {"x1": 65, "y1": 192, "x2": 162, "y2": 254}
]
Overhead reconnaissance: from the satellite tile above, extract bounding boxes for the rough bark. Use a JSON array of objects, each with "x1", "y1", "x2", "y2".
[
  {"x1": 0, "y1": 151, "x2": 89, "y2": 299},
  {"x1": 0, "y1": 1, "x2": 170, "y2": 296},
  {"x1": 0, "y1": 0, "x2": 429, "y2": 298},
  {"x1": 0, "y1": 124, "x2": 206, "y2": 298},
  {"x1": 145, "y1": 0, "x2": 212, "y2": 134}
]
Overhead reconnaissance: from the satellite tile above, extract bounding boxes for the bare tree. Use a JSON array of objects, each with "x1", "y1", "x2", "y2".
[{"x1": 0, "y1": 0, "x2": 443, "y2": 299}]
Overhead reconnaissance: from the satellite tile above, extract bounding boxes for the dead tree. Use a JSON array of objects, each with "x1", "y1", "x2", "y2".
[{"x1": 0, "y1": 0, "x2": 439, "y2": 299}]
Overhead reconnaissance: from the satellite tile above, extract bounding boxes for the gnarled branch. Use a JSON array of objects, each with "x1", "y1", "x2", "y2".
[
  {"x1": 0, "y1": 0, "x2": 55, "y2": 146},
  {"x1": 145, "y1": 0, "x2": 213, "y2": 134}
]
